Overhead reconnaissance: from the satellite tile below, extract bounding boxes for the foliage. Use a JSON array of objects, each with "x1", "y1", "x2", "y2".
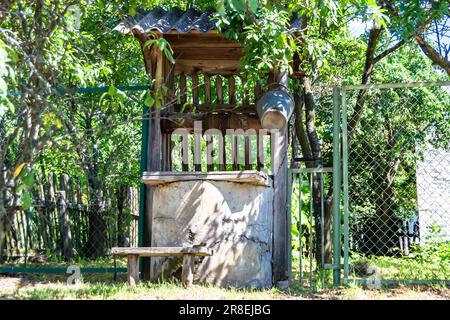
[{"x1": 217, "y1": 1, "x2": 296, "y2": 88}]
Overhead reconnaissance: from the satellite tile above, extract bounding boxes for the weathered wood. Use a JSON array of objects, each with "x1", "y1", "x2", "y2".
[
  {"x1": 194, "y1": 120, "x2": 201, "y2": 171},
  {"x1": 270, "y1": 71, "x2": 289, "y2": 284},
  {"x1": 220, "y1": 130, "x2": 226, "y2": 171},
  {"x1": 162, "y1": 133, "x2": 172, "y2": 171},
  {"x1": 181, "y1": 134, "x2": 189, "y2": 171},
  {"x1": 141, "y1": 170, "x2": 270, "y2": 187},
  {"x1": 245, "y1": 135, "x2": 251, "y2": 170},
  {"x1": 165, "y1": 33, "x2": 241, "y2": 48},
  {"x1": 172, "y1": 103, "x2": 256, "y2": 114},
  {"x1": 112, "y1": 246, "x2": 213, "y2": 257},
  {"x1": 175, "y1": 59, "x2": 240, "y2": 75},
  {"x1": 140, "y1": 33, "x2": 165, "y2": 280},
  {"x1": 174, "y1": 47, "x2": 244, "y2": 60},
  {"x1": 232, "y1": 135, "x2": 239, "y2": 171},
  {"x1": 228, "y1": 75, "x2": 236, "y2": 104},
  {"x1": 56, "y1": 191, "x2": 73, "y2": 261},
  {"x1": 257, "y1": 133, "x2": 264, "y2": 171},
  {"x1": 127, "y1": 254, "x2": 139, "y2": 287},
  {"x1": 161, "y1": 113, "x2": 263, "y2": 133},
  {"x1": 182, "y1": 254, "x2": 195, "y2": 287},
  {"x1": 192, "y1": 73, "x2": 199, "y2": 104},
  {"x1": 205, "y1": 119, "x2": 214, "y2": 172},
  {"x1": 204, "y1": 74, "x2": 211, "y2": 104}
]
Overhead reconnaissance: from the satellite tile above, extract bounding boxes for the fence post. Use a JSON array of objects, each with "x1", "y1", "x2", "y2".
[
  {"x1": 56, "y1": 191, "x2": 73, "y2": 261},
  {"x1": 341, "y1": 90, "x2": 349, "y2": 285},
  {"x1": 139, "y1": 94, "x2": 149, "y2": 275},
  {"x1": 332, "y1": 86, "x2": 342, "y2": 286}
]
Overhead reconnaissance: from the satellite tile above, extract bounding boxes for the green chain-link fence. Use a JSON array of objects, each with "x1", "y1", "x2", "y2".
[{"x1": 340, "y1": 81, "x2": 450, "y2": 285}]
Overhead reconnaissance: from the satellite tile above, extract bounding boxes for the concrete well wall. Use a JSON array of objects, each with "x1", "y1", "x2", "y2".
[{"x1": 149, "y1": 179, "x2": 274, "y2": 288}]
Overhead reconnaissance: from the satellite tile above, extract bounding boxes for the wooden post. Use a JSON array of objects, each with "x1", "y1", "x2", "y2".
[
  {"x1": 140, "y1": 34, "x2": 165, "y2": 280},
  {"x1": 127, "y1": 254, "x2": 140, "y2": 287},
  {"x1": 270, "y1": 71, "x2": 289, "y2": 285},
  {"x1": 204, "y1": 74, "x2": 211, "y2": 104},
  {"x1": 228, "y1": 75, "x2": 235, "y2": 104},
  {"x1": 56, "y1": 190, "x2": 73, "y2": 261},
  {"x1": 192, "y1": 73, "x2": 199, "y2": 104},
  {"x1": 182, "y1": 254, "x2": 194, "y2": 287}
]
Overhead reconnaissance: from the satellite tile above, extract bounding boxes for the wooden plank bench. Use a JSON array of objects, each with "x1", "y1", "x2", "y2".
[{"x1": 111, "y1": 247, "x2": 213, "y2": 287}]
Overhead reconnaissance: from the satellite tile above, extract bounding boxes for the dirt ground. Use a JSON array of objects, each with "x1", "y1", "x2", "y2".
[{"x1": 0, "y1": 274, "x2": 449, "y2": 300}]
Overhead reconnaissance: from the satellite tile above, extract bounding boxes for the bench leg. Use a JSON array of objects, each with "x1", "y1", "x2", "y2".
[
  {"x1": 182, "y1": 254, "x2": 194, "y2": 287},
  {"x1": 127, "y1": 254, "x2": 139, "y2": 287}
]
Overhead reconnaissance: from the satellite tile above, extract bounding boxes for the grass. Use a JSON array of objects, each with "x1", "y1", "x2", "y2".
[{"x1": 0, "y1": 273, "x2": 448, "y2": 300}]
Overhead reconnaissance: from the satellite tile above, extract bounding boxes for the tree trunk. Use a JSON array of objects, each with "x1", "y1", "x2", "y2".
[{"x1": 0, "y1": 184, "x2": 15, "y2": 264}]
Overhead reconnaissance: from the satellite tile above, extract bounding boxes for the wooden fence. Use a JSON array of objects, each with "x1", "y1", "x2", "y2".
[{"x1": 3, "y1": 172, "x2": 139, "y2": 262}]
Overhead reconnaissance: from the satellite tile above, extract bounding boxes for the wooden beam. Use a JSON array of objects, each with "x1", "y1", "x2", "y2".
[
  {"x1": 160, "y1": 113, "x2": 263, "y2": 133},
  {"x1": 141, "y1": 170, "x2": 271, "y2": 187},
  {"x1": 173, "y1": 47, "x2": 244, "y2": 60},
  {"x1": 112, "y1": 246, "x2": 213, "y2": 257},
  {"x1": 175, "y1": 59, "x2": 240, "y2": 75},
  {"x1": 164, "y1": 33, "x2": 242, "y2": 48},
  {"x1": 172, "y1": 103, "x2": 256, "y2": 114}
]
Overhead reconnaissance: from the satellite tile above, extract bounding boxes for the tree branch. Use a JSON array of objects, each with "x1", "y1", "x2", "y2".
[{"x1": 415, "y1": 34, "x2": 450, "y2": 77}]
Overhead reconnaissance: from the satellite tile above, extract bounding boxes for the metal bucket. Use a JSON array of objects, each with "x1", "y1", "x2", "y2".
[{"x1": 256, "y1": 90, "x2": 294, "y2": 129}]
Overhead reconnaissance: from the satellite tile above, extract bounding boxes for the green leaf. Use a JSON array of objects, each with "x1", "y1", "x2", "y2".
[
  {"x1": 230, "y1": 0, "x2": 245, "y2": 13},
  {"x1": 144, "y1": 94, "x2": 155, "y2": 107},
  {"x1": 108, "y1": 85, "x2": 117, "y2": 96},
  {"x1": 247, "y1": 0, "x2": 258, "y2": 13},
  {"x1": 23, "y1": 171, "x2": 34, "y2": 186},
  {"x1": 22, "y1": 192, "x2": 32, "y2": 210}
]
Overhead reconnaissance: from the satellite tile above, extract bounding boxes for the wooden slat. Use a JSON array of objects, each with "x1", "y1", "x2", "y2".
[
  {"x1": 220, "y1": 132, "x2": 226, "y2": 171},
  {"x1": 181, "y1": 134, "x2": 189, "y2": 171},
  {"x1": 162, "y1": 133, "x2": 172, "y2": 171},
  {"x1": 216, "y1": 76, "x2": 223, "y2": 104},
  {"x1": 257, "y1": 133, "x2": 264, "y2": 171},
  {"x1": 192, "y1": 73, "x2": 199, "y2": 104},
  {"x1": 175, "y1": 59, "x2": 240, "y2": 75},
  {"x1": 142, "y1": 170, "x2": 270, "y2": 187},
  {"x1": 245, "y1": 135, "x2": 251, "y2": 170},
  {"x1": 112, "y1": 246, "x2": 213, "y2": 257},
  {"x1": 232, "y1": 135, "x2": 239, "y2": 170},
  {"x1": 228, "y1": 75, "x2": 236, "y2": 104},
  {"x1": 194, "y1": 126, "x2": 201, "y2": 171},
  {"x1": 204, "y1": 74, "x2": 211, "y2": 104}
]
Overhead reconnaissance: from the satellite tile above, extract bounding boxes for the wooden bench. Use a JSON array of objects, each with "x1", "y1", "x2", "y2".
[{"x1": 111, "y1": 247, "x2": 213, "y2": 287}]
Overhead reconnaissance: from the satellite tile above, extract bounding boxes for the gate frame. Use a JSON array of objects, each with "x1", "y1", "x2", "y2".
[{"x1": 339, "y1": 81, "x2": 450, "y2": 286}]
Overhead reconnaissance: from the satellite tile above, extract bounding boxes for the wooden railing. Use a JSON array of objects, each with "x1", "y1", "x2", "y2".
[{"x1": 160, "y1": 73, "x2": 271, "y2": 173}]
